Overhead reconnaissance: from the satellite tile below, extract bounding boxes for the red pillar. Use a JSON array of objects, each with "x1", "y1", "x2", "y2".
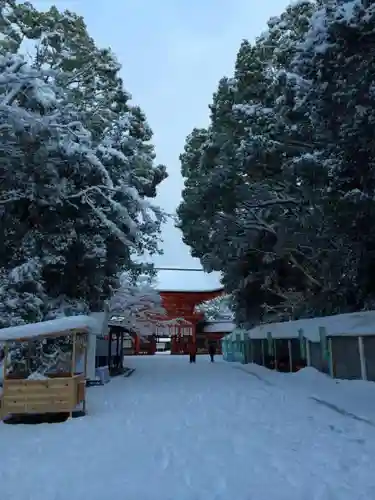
[
  {"x1": 134, "y1": 334, "x2": 140, "y2": 355},
  {"x1": 171, "y1": 335, "x2": 177, "y2": 354},
  {"x1": 191, "y1": 322, "x2": 196, "y2": 344}
]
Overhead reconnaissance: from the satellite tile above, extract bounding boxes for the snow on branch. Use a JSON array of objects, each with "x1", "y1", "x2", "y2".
[
  {"x1": 109, "y1": 276, "x2": 166, "y2": 333},
  {"x1": 195, "y1": 294, "x2": 234, "y2": 321},
  {"x1": 0, "y1": 52, "x2": 164, "y2": 248}
]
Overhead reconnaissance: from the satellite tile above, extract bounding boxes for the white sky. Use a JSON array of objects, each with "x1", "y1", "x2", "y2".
[{"x1": 34, "y1": 0, "x2": 291, "y2": 288}]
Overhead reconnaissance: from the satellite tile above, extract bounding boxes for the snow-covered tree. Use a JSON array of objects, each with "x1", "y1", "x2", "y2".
[
  {"x1": 177, "y1": 1, "x2": 317, "y2": 327},
  {"x1": 195, "y1": 294, "x2": 234, "y2": 322},
  {"x1": 285, "y1": 0, "x2": 375, "y2": 314},
  {"x1": 178, "y1": 0, "x2": 375, "y2": 326},
  {"x1": 0, "y1": 4, "x2": 167, "y2": 327},
  {"x1": 109, "y1": 275, "x2": 166, "y2": 333}
]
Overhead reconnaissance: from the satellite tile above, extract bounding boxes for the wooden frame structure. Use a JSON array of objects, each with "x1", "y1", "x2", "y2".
[
  {"x1": 0, "y1": 316, "x2": 99, "y2": 420},
  {"x1": 158, "y1": 289, "x2": 223, "y2": 351}
]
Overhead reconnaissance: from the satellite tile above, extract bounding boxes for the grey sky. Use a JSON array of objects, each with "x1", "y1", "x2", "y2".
[{"x1": 36, "y1": 0, "x2": 290, "y2": 288}]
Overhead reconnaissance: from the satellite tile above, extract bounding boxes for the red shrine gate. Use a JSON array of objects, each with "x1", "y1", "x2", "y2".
[
  {"x1": 155, "y1": 318, "x2": 193, "y2": 354},
  {"x1": 158, "y1": 289, "x2": 223, "y2": 354}
]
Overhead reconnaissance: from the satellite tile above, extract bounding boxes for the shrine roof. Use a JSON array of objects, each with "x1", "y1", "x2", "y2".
[{"x1": 155, "y1": 269, "x2": 223, "y2": 293}]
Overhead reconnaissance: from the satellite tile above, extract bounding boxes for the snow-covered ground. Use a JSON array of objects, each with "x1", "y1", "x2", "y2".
[{"x1": 1, "y1": 356, "x2": 375, "y2": 500}]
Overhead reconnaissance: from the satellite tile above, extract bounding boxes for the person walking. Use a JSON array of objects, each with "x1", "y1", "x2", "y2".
[
  {"x1": 188, "y1": 342, "x2": 197, "y2": 363},
  {"x1": 208, "y1": 343, "x2": 216, "y2": 363}
]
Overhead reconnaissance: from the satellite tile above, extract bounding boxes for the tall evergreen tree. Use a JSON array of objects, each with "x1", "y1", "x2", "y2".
[
  {"x1": 288, "y1": 0, "x2": 375, "y2": 313},
  {"x1": 179, "y1": 0, "x2": 375, "y2": 325},
  {"x1": 177, "y1": 1, "x2": 317, "y2": 326},
  {"x1": 0, "y1": 2, "x2": 167, "y2": 326}
]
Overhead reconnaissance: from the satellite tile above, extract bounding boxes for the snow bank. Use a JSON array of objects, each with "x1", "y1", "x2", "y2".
[
  {"x1": 293, "y1": 367, "x2": 375, "y2": 422},
  {"x1": 237, "y1": 363, "x2": 375, "y2": 423},
  {"x1": 291, "y1": 366, "x2": 330, "y2": 382}
]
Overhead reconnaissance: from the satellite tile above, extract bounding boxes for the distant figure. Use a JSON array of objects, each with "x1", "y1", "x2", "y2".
[
  {"x1": 208, "y1": 343, "x2": 216, "y2": 363},
  {"x1": 188, "y1": 342, "x2": 197, "y2": 364}
]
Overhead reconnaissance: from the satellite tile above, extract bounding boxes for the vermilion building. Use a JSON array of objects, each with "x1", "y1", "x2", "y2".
[
  {"x1": 109, "y1": 269, "x2": 231, "y2": 356},
  {"x1": 155, "y1": 269, "x2": 224, "y2": 354}
]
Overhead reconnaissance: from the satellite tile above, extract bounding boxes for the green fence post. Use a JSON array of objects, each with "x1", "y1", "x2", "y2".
[
  {"x1": 267, "y1": 332, "x2": 273, "y2": 356},
  {"x1": 298, "y1": 329, "x2": 305, "y2": 360},
  {"x1": 245, "y1": 339, "x2": 251, "y2": 363},
  {"x1": 319, "y1": 326, "x2": 330, "y2": 374},
  {"x1": 236, "y1": 333, "x2": 241, "y2": 362}
]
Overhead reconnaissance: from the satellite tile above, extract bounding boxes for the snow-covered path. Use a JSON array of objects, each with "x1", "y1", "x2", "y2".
[{"x1": 1, "y1": 355, "x2": 375, "y2": 500}]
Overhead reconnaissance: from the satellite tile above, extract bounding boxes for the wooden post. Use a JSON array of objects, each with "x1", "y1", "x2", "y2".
[
  {"x1": 115, "y1": 332, "x2": 120, "y2": 368},
  {"x1": 107, "y1": 329, "x2": 112, "y2": 365},
  {"x1": 1, "y1": 344, "x2": 7, "y2": 419},
  {"x1": 358, "y1": 336, "x2": 367, "y2": 381},
  {"x1": 27, "y1": 341, "x2": 32, "y2": 375},
  {"x1": 120, "y1": 331, "x2": 124, "y2": 370},
  {"x1": 71, "y1": 334, "x2": 77, "y2": 376},
  {"x1": 288, "y1": 339, "x2": 293, "y2": 372},
  {"x1": 3, "y1": 343, "x2": 7, "y2": 381},
  {"x1": 82, "y1": 334, "x2": 88, "y2": 414},
  {"x1": 86, "y1": 328, "x2": 97, "y2": 380},
  {"x1": 83, "y1": 334, "x2": 88, "y2": 376},
  {"x1": 70, "y1": 333, "x2": 77, "y2": 418}
]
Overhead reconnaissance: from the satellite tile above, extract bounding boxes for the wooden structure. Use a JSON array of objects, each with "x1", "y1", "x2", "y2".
[
  {"x1": 0, "y1": 316, "x2": 99, "y2": 420},
  {"x1": 159, "y1": 288, "x2": 223, "y2": 354},
  {"x1": 174, "y1": 319, "x2": 192, "y2": 354},
  {"x1": 133, "y1": 319, "x2": 157, "y2": 355},
  {"x1": 104, "y1": 272, "x2": 224, "y2": 356},
  {"x1": 108, "y1": 317, "x2": 157, "y2": 358}
]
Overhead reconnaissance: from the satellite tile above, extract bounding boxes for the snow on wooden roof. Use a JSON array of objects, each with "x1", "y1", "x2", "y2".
[
  {"x1": 0, "y1": 315, "x2": 101, "y2": 342},
  {"x1": 155, "y1": 268, "x2": 223, "y2": 292},
  {"x1": 248, "y1": 310, "x2": 375, "y2": 342}
]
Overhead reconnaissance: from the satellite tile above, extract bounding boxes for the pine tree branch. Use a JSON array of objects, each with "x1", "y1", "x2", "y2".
[{"x1": 241, "y1": 198, "x2": 300, "y2": 209}]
